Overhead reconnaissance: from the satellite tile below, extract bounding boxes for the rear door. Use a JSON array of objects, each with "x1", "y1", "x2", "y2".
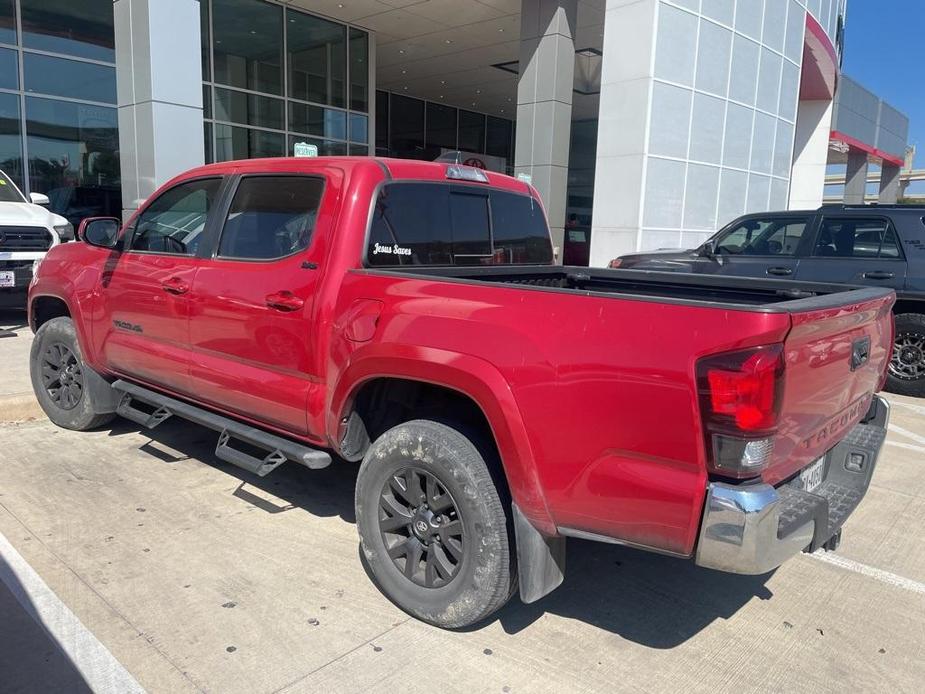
[
  {"x1": 98, "y1": 176, "x2": 223, "y2": 394},
  {"x1": 794, "y1": 215, "x2": 907, "y2": 290},
  {"x1": 188, "y1": 172, "x2": 337, "y2": 435},
  {"x1": 711, "y1": 215, "x2": 815, "y2": 279}
]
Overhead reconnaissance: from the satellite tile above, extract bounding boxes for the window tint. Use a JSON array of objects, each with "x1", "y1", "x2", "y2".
[
  {"x1": 218, "y1": 176, "x2": 324, "y2": 260},
  {"x1": 449, "y1": 192, "x2": 491, "y2": 262},
  {"x1": 814, "y1": 218, "x2": 902, "y2": 259},
  {"x1": 129, "y1": 178, "x2": 221, "y2": 255},
  {"x1": 490, "y1": 191, "x2": 554, "y2": 264},
  {"x1": 367, "y1": 183, "x2": 553, "y2": 266},
  {"x1": 716, "y1": 217, "x2": 808, "y2": 256}
]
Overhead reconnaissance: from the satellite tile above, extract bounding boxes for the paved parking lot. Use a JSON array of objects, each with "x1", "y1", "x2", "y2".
[{"x1": 1, "y1": 308, "x2": 924, "y2": 693}]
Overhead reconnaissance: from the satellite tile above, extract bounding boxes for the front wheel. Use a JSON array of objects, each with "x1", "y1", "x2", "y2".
[
  {"x1": 355, "y1": 419, "x2": 514, "y2": 628},
  {"x1": 30, "y1": 317, "x2": 115, "y2": 430}
]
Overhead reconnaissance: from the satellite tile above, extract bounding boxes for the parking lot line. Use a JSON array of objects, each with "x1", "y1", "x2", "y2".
[
  {"x1": 808, "y1": 550, "x2": 925, "y2": 596},
  {"x1": 0, "y1": 529, "x2": 145, "y2": 693},
  {"x1": 888, "y1": 423, "x2": 925, "y2": 447}
]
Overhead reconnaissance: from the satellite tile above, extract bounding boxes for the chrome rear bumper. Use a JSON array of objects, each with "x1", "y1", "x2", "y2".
[{"x1": 695, "y1": 395, "x2": 889, "y2": 575}]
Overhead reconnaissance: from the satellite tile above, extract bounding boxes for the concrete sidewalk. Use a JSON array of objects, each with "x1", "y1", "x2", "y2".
[
  {"x1": 1, "y1": 312, "x2": 924, "y2": 692},
  {"x1": 0, "y1": 401, "x2": 923, "y2": 693},
  {"x1": 0, "y1": 309, "x2": 42, "y2": 422}
]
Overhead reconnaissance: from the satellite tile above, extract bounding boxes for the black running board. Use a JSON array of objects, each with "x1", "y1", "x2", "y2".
[{"x1": 112, "y1": 379, "x2": 331, "y2": 476}]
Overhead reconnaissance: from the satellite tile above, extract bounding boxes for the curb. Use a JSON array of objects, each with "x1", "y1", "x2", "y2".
[{"x1": 0, "y1": 393, "x2": 44, "y2": 423}]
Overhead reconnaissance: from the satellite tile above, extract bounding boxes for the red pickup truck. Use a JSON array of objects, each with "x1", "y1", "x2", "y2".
[{"x1": 28, "y1": 157, "x2": 893, "y2": 628}]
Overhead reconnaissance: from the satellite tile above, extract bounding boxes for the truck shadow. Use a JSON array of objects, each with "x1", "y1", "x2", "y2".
[{"x1": 122, "y1": 417, "x2": 774, "y2": 648}]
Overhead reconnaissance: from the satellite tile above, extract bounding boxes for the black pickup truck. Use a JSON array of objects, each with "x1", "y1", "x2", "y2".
[{"x1": 611, "y1": 204, "x2": 925, "y2": 397}]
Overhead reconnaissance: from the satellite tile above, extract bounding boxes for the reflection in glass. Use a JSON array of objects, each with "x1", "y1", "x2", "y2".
[
  {"x1": 425, "y1": 102, "x2": 456, "y2": 158},
  {"x1": 215, "y1": 123, "x2": 284, "y2": 161},
  {"x1": 0, "y1": 0, "x2": 14, "y2": 45},
  {"x1": 21, "y1": 0, "x2": 115, "y2": 62},
  {"x1": 458, "y1": 110, "x2": 486, "y2": 153},
  {"x1": 25, "y1": 96, "x2": 121, "y2": 225},
  {"x1": 288, "y1": 11, "x2": 345, "y2": 107},
  {"x1": 204, "y1": 122, "x2": 213, "y2": 164},
  {"x1": 24, "y1": 53, "x2": 117, "y2": 104},
  {"x1": 349, "y1": 113, "x2": 367, "y2": 144},
  {"x1": 0, "y1": 47, "x2": 17, "y2": 89},
  {"x1": 349, "y1": 143, "x2": 369, "y2": 156},
  {"x1": 375, "y1": 90, "x2": 389, "y2": 155},
  {"x1": 390, "y1": 95, "x2": 425, "y2": 160},
  {"x1": 203, "y1": 85, "x2": 212, "y2": 120},
  {"x1": 486, "y1": 116, "x2": 512, "y2": 160},
  {"x1": 213, "y1": 0, "x2": 282, "y2": 95},
  {"x1": 349, "y1": 28, "x2": 368, "y2": 113},
  {"x1": 200, "y1": 0, "x2": 210, "y2": 80},
  {"x1": 287, "y1": 136, "x2": 346, "y2": 157},
  {"x1": 0, "y1": 92, "x2": 23, "y2": 188},
  {"x1": 288, "y1": 103, "x2": 345, "y2": 140},
  {"x1": 214, "y1": 87, "x2": 283, "y2": 130}
]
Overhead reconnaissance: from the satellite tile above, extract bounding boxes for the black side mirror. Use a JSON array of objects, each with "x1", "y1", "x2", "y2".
[
  {"x1": 78, "y1": 217, "x2": 121, "y2": 249},
  {"x1": 700, "y1": 239, "x2": 717, "y2": 258}
]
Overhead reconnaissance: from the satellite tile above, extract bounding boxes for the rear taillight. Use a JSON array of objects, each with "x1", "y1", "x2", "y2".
[
  {"x1": 608, "y1": 258, "x2": 622, "y2": 268},
  {"x1": 696, "y1": 344, "x2": 785, "y2": 478}
]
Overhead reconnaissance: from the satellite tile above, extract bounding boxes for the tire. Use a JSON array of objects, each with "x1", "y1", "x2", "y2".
[
  {"x1": 355, "y1": 419, "x2": 515, "y2": 628},
  {"x1": 30, "y1": 317, "x2": 115, "y2": 430},
  {"x1": 886, "y1": 313, "x2": 925, "y2": 398}
]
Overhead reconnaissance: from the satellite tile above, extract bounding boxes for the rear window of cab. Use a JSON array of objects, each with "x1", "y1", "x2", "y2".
[{"x1": 366, "y1": 182, "x2": 554, "y2": 266}]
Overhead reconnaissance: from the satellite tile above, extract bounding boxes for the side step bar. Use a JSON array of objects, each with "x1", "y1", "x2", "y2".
[{"x1": 112, "y1": 379, "x2": 331, "y2": 476}]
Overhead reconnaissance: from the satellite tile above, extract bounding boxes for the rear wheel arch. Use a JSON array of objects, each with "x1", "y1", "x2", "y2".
[{"x1": 330, "y1": 351, "x2": 556, "y2": 534}]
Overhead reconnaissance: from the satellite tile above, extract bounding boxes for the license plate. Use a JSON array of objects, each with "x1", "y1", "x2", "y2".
[
  {"x1": 0, "y1": 271, "x2": 14, "y2": 288},
  {"x1": 801, "y1": 457, "x2": 825, "y2": 493}
]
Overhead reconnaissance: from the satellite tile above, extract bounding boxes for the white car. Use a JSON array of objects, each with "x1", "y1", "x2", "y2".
[{"x1": 0, "y1": 169, "x2": 73, "y2": 309}]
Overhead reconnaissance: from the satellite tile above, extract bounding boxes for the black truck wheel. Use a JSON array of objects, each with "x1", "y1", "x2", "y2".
[
  {"x1": 355, "y1": 419, "x2": 515, "y2": 628},
  {"x1": 887, "y1": 313, "x2": 925, "y2": 398},
  {"x1": 30, "y1": 317, "x2": 115, "y2": 430}
]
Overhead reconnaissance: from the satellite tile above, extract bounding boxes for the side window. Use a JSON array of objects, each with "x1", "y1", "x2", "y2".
[
  {"x1": 814, "y1": 218, "x2": 902, "y2": 259},
  {"x1": 367, "y1": 183, "x2": 555, "y2": 266},
  {"x1": 715, "y1": 218, "x2": 809, "y2": 256},
  {"x1": 129, "y1": 178, "x2": 221, "y2": 255},
  {"x1": 490, "y1": 191, "x2": 554, "y2": 264},
  {"x1": 218, "y1": 176, "x2": 324, "y2": 260}
]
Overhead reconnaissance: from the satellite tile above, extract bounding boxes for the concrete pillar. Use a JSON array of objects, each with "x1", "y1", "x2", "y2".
[
  {"x1": 515, "y1": 0, "x2": 578, "y2": 263},
  {"x1": 588, "y1": 0, "x2": 658, "y2": 266},
  {"x1": 879, "y1": 163, "x2": 901, "y2": 203},
  {"x1": 789, "y1": 99, "x2": 834, "y2": 210},
  {"x1": 114, "y1": 0, "x2": 204, "y2": 219},
  {"x1": 844, "y1": 149, "x2": 869, "y2": 204}
]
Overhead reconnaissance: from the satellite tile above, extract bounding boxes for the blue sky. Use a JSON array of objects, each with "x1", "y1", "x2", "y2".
[{"x1": 841, "y1": 0, "x2": 924, "y2": 167}]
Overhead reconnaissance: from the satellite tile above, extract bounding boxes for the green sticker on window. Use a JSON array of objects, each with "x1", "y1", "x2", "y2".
[{"x1": 0, "y1": 180, "x2": 6, "y2": 185}]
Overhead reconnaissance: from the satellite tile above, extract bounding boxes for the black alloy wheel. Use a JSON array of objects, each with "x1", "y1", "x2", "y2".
[
  {"x1": 41, "y1": 342, "x2": 84, "y2": 410},
  {"x1": 378, "y1": 466, "x2": 465, "y2": 588},
  {"x1": 891, "y1": 330, "x2": 925, "y2": 382}
]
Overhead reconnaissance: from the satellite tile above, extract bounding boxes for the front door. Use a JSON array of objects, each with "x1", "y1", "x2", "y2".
[
  {"x1": 188, "y1": 172, "x2": 336, "y2": 435},
  {"x1": 98, "y1": 177, "x2": 223, "y2": 395},
  {"x1": 711, "y1": 215, "x2": 814, "y2": 279},
  {"x1": 794, "y1": 216, "x2": 908, "y2": 290}
]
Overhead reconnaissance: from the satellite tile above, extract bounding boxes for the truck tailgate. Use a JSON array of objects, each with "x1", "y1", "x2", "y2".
[{"x1": 766, "y1": 291, "x2": 894, "y2": 485}]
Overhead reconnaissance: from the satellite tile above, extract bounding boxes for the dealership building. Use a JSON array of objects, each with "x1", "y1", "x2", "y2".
[{"x1": 0, "y1": 0, "x2": 909, "y2": 265}]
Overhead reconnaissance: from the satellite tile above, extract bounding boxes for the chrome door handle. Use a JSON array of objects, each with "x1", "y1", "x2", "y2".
[{"x1": 766, "y1": 267, "x2": 793, "y2": 276}]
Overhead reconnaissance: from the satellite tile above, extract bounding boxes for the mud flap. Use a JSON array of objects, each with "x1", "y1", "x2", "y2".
[{"x1": 512, "y1": 502, "x2": 566, "y2": 603}]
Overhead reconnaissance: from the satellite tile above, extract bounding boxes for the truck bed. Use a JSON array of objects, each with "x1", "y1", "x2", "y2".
[{"x1": 365, "y1": 265, "x2": 891, "y2": 311}]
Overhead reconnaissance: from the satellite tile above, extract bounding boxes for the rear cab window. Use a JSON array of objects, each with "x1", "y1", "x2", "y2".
[{"x1": 366, "y1": 182, "x2": 553, "y2": 267}]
